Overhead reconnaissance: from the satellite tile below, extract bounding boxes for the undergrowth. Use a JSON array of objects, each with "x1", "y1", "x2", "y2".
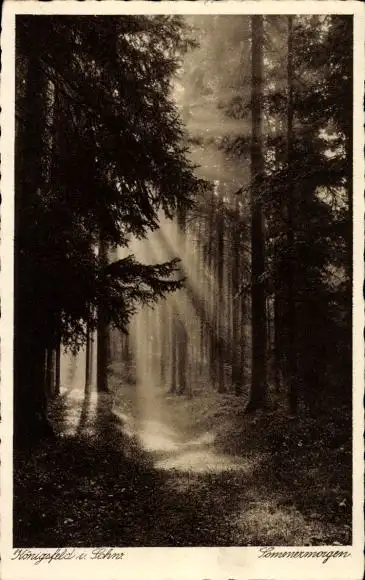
[{"x1": 14, "y1": 369, "x2": 351, "y2": 547}]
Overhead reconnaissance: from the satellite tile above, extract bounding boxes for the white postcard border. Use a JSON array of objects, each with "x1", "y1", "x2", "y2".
[{"x1": 1, "y1": 2, "x2": 364, "y2": 579}]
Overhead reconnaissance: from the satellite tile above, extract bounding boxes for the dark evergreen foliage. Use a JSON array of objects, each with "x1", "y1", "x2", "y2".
[
  {"x1": 203, "y1": 15, "x2": 353, "y2": 412},
  {"x1": 261, "y1": 16, "x2": 352, "y2": 411},
  {"x1": 14, "y1": 15, "x2": 205, "y2": 440}
]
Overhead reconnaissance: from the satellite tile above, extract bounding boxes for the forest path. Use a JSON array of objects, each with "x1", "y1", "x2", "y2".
[
  {"x1": 14, "y1": 354, "x2": 347, "y2": 547},
  {"x1": 34, "y1": 366, "x2": 335, "y2": 547}
]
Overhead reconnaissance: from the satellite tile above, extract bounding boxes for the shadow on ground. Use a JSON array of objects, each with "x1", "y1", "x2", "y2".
[
  {"x1": 14, "y1": 388, "x2": 351, "y2": 547},
  {"x1": 14, "y1": 393, "x2": 255, "y2": 547}
]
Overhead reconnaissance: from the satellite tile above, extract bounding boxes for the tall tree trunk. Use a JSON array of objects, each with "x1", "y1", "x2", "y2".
[
  {"x1": 176, "y1": 206, "x2": 188, "y2": 394},
  {"x1": 240, "y1": 292, "x2": 246, "y2": 392},
  {"x1": 122, "y1": 332, "x2": 130, "y2": 362},
  {"x1": 199, "y1": 216, "x2": 206, "y2": 365},
  {"x1": 273, "y1": 282, "x2": 284, "y2": 392},
  {"x1": 203, "y1": 202, "x2": 213, "y2": 372},
  {"x1": 159, "y1": 299, "x2": 168, "y2": 385},
  {"x1": 247, "y1": 15, "x2": 267, "y2": 412},
  {"x1": 232, "y1": 196, "x2": 242, "y2": 394},
  {"x1": 85, "y1": 308, "x2": 92, "y2": 392},
  {"x1": 45, "y1": 347, "x2": 55, "y2": 398},
  {"x1": 177, "y1": 318, "x2": 188, "y2": 395},
  {"x1": 209, "y1": 196, "x2": 217, "y2": 387},
  {"x1": 170, "y1": 308, "x2": 178, "y2": 394},
  {"x1": 286, "y1": 15, "x2": 298, "y2": 415},
  {"x1": 97, "y1": 235, "x2": 109, "y2": 393},
  {"x1": 55, "y1": 340, "x2": 61, "y2": 396},
  {"x1": 14, "y1": 36, "x2": 55, "y2": 444},
  {"x1": 216, "y1": 182, "x2": 225, "y2": 392}
]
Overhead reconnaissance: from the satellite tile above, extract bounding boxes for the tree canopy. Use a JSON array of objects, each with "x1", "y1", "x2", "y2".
[
  {"x1": 16, "y1": 15, "x2": 206, "y2": 349},
  {"x1": 178, "y1": 15, "x2": 352, "y2": 411}
]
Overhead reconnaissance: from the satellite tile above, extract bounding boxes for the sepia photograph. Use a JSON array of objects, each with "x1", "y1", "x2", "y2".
[{"x1": 1, "y1": 1, "x2": 364, "y2": 579}]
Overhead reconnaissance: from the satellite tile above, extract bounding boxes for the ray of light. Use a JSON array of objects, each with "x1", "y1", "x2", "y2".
[
  {"x1": 59, "y1": 346, "x2": 99, "y2": 436},
  {"x1": 154, "y1": 217, "x2": 234, "y2": 355}
]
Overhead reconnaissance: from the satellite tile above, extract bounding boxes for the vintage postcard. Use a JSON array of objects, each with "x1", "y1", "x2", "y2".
[{"x1": 1, "y1": 1, "x2": 364, "y2": 579}]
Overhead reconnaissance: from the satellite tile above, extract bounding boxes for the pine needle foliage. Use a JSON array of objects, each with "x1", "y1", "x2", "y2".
[{"x1": 16, "y1": 15, "x2": 206, "y2": 349}]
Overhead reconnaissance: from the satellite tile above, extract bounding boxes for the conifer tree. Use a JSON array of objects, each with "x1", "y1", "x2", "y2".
[
  {"x1": 246, "y1": 15, "x2": 267, "y2": 412},
  {"x1": 14, "y1": 15, "x2": 205, "y2": 442}
]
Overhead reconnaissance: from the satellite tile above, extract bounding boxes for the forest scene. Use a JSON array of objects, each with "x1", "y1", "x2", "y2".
[{"x1": 14, "y1": 14, "x2": 352, "y2": 547}]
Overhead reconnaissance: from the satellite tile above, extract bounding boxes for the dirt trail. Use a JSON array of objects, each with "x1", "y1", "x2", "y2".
[
  {"x1": 14, "y1": 352, "x2": 348, "y2": 547},
  {"x1": 36, "y1": 380, "x2": 339, "y2": 547}
]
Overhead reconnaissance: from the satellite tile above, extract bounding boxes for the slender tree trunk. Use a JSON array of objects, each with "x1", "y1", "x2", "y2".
[
  {"x1": 45, "y1": 347, "x2": 55, "y2": 398},
  {"x1": 216, "y1": 182, "x2": 225, "y2": 392},
  {"x1": 55, "y1": 340, "x2": 61, "y2": 395},
  {"x1": 247, "y1": 15, "x2": 267, "y2": 412},
  {"x1": 209, "y1": 196, "x2": 217, "y2": 387},
  {"x1": 226, "y1": 224, "x2": 233, "y2": 392},
  {"x1": 122, "y1": 332, "x2": 130, "y2": 362},
  {"x1": 199, "y1": 217, "x2": 206, "y2": 365},
  {"x1": 204, "y1": 203, "x2": 213, "y2": 371},
  {"x1": 176, "y1": 206, "x2": 188, "y2": 394},
  {"x1": 159, "y1": 300, "x2": 167, "y2": 385},
  {"x1": 85, "y1": 309, "x2": 92, "y2": 392},
  {"x1": 286, "y1": 16, "x2": 298, "y2": 415},
  {"x1": 170, "y1": 309, "x2": 178, "y2": 394},
  {"x1": 177, "y1": 318, "x2": 187, "y2": 395},
  {"x1": 232, "y1": 196, "x2": 242, "y2": 394},
  {"x1": 266, "y1": 297, "x2": 271, "y2": 366},
  {"x1": 97, "y1": 235, "x2": 109, "y2": 393},
  {"x1": 240, "y1": 292, "x2": 246, "y2": 390},
  {"x1": 273, "y1": 282, "x2": 283, "y2": 392}
]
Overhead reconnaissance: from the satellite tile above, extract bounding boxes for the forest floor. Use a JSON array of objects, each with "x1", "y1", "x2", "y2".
[{"x1": 14, "y1": 362, "x2": 352, "y2": 547}]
